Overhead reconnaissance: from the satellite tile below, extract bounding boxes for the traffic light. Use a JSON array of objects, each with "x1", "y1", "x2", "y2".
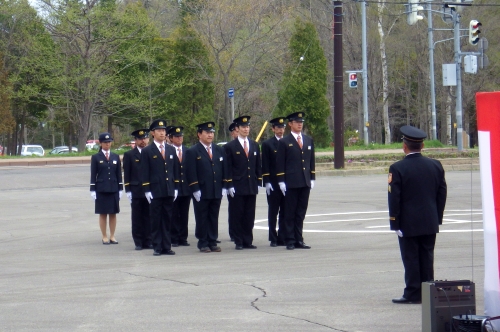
[
  {"x1": 348, "y1": 73, "x2": 358, "y2": 88},
  {"x1": 407, "y1": 0, "x2": 424, "y2": 25},
  {"x1": 469, "y1": 20, "x2": 481, "y2": 45}
]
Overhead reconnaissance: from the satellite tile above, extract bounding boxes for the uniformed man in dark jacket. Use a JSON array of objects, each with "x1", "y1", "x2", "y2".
[
  {"x1": 276, "y1": 112, "x2": 315, "y2": 250},
  {"x1": 168, "y1": 126, "x2": 191, "y2": 247},
  {"x1": 261, "y1": 117, "x2": 287, "y2": 247},
  {"x1": 140, "y1": 119, "x2": 180, "y2": 256},
  {"x1": 184, "y1": 122, "x2": 227, "y2": 253},
  {"x1": 123, "y1": 129, "x2": 153, "y2": 250},
  {"x1": 225, "y1": 115, "x2": 262, "y2": 250},
  {"x1": 389, "y1": 125, "x2": 447, "y2": 304}
]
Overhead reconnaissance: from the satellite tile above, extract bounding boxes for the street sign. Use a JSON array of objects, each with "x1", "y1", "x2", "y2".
[{"x1": 228, "y1": 88, "x2": 234, "y2": 98}]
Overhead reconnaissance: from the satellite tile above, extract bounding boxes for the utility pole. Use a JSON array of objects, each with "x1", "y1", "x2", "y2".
[
  {"x1": 453, "y1": 9, "x2": 464, "y2": 151},
  {"x1": 427, "y1": 0, "x2": 437, "y2": 140},
  {"x1": 333, "y1": 0, "x2": 344, "y2": 169}
]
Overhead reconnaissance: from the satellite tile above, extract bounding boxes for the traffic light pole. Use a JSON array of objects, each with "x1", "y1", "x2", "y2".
[
  {"x1": 361, "y1": 0, "x2": 369, "y2": 145},
  {"x1": 453, "y1": 10, "x2": 464, "y2": 151},
  {"x1": 427, "y1": 0, "x2": 437, "y2": 140}
]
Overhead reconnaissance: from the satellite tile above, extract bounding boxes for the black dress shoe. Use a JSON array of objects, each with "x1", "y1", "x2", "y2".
[
  {"x1": 153, "y1": 249, "x2": 162, "y2": 256},
  {"x1": 392, "y1": 297, "x2": 421, "y2": 304},
  {"x1": 179, "y1": 242, "x2": 190, "y2": 246},
  {"x1": 210, "y1": 246, "x2": 221, "y2": 252},
  {"x1": 276, "y1": 241, "x2": 285, "y2": 246},
  {"x1": 143, "y1": 244, "x2": 154, "y2": 249},
  {"x1": 294, "y1": 242, "x2": 311, "y2": 249},
  {"x1": 235, "y1": 245, "x2": 243, "y2": 250},
  {"x1": 102, "y1": 240, "x2": 110, "y2": 245},
  {"x1": 200, "y1": 247, "x2": 211, "y2": 253},
  {"x1": 216, "y1": 240, "x2": 221, "y2": 243},
  {"x1": 270, "y1": 242, "x2": 277, "y2": 247},
  {"x1": 244, "y1": 245, "x2": 257, "y2": 249},
  {"x1": 135, "y1": 245, "x2": 143, "y2": 250},
  {"x1": 286, "y1": 244, "x2": 295, "y2": 250},
  {"x1": 110, "y1": 239, "x2": 118, "y2": 244},
  {"x1": 171, "y1": 243, "x2": 179, "y2": 247},
  {"x1": 162, "y1": 249, "x2": 175, "y2": 255}
]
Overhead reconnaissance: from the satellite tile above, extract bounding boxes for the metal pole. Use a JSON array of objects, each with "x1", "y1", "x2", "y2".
[
  {"x1": 230, "y1": 96, "x2": 235, "y2": 120},
  {"x1": 361, "y1": 0, "x2": 369, "y2": 145},
  {"x1": 333, "y1": 0, "x2": 344, "y2": 169},
  {"x1": 454, "y1": 10, "x2": 463, "y2": 151},
  {"x1": 427, "y1": 0, "x2": 437, "y2": 140}
]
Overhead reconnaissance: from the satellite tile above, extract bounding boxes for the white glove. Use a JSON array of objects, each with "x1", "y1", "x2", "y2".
[
  {"x1": 278, "y1": 182, "x2": 286, "y2": 196},
  {"x1": 395, "y1": 230, "x2": 403, "y2": 237},
  {"x1": 222, "y1": 188, "x2": 227, "y2": 197},
  {"x1": 145, "y1": 192, "x2": 153, "y2": 204},
  {"x1": 228, "y1": 187, "x2": 235, "y2": 197},
  {"x1": 310, "y1": 180, "x2": 315, "y2": 189},
  {"x1": 126, "y1": 192, "x2": 132, "y2": 203},
  {"x1": 174, "y1": 190, "x2": 178, "y2": 201},
  {"x1": 119, "y1": 190, "x2": 123, "y2": 199},
  {"x1": 193, "y1": 190, "x2": 201, "y2": 202},
  {"x1": 90, "y1": 191, "x2": 96, "y2": 200},
  {"x1": 265, "y1": 183, "x2": 273, "y2": 196}
]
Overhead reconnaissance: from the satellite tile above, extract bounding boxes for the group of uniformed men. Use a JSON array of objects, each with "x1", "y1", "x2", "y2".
[{"x1": 122, "y1": 112, "x2": 316, "y2": 256}]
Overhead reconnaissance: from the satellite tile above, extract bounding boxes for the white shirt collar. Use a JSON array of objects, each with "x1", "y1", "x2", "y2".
[
  {"x1": 275, "y1": 135, "x2": 282, "y2": 141},
  {"x1": 238, "y1": 136, "x2": 248, "y2": 148},
  {"x1": 290, "y1": 131, "x2": 301, "y2": 139}
]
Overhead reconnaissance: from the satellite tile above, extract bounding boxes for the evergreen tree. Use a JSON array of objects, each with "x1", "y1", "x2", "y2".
[{"x1": 274, "y1": 19, "x2": 331, "y2": 147}]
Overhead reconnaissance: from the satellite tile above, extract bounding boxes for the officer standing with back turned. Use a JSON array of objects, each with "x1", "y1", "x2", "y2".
[{"x1": 389, "y1": 125, "x2": 447, "y2": 304}]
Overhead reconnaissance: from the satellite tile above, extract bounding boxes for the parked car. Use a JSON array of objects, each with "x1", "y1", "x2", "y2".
[
  {"x1": 86, "y1": 142, "x2": 98, "y2": 150},
  {"x1": 18, "y1": 145, "x2": 45, "y2": 156},
  {"x1": 49, "y1": 146, "x2": 78, "y2": 154},
  {"x1": 55, "y1": 147, "x2": 78, "y2": 154}
]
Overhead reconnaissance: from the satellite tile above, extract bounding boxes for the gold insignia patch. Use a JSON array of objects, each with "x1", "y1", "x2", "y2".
[
  {"x1": 243, "y1": 117, "x2": 248, "y2": 122},
  {"x1": 176, "y1": 128, "x2": 180, "y2": 133},
  {"x1": 208, "y1": 123, "x2": 212, "y2": 128},
  {"x1": 298, "y1": 113, "x2": 303, "y2": 118},
  {"x1": 159, "y1": 121, "x2": 164, "y2": 126},
  {"x1": 105, "y1": 135, "x2": 109, "y2": 139},
  {"x1": 388, "y1": 173, "x2": 392, "y2": 184},
  {"x1": 139, "y1": 130, "x2": 144, "y2": 135},
  {"x1": 279, "y1": 119, "x2": 283, "y2": 123}
]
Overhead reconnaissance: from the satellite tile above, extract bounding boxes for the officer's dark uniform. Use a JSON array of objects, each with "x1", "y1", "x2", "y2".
[
  {"x1": 227, "y1": 122, "x2": 237, "y2": 242},
  {"x1": 276, "y1": 112, "x2": 315, "y2": 250},
  {"x1": 224, "y1": 116, "x2": 262, "y2": 249},
  {"x1": 90, "y1": 133, "x2": 123, "y2": 215},
  {"x1": 168, "y1": 126, "x2": 191, "y2": 247},
  {"x1": 389, "y1": 125, "x2": 447, "y2": 303},
  {"x1": 261, "y1": 117, "x2": 287, "y2": 246},
  {"x1": 140, "y1": 119, "x2": 180, "y2": 256},
  {"x1": 184, "y1": 122, "x2": 227, "y2": 251},
  {"x1": 123, "y1": 129, "x2": 152, "y2": 250}
]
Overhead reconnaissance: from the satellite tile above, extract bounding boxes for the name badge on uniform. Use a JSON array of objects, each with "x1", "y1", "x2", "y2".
[
  {"x1": 254, "y1": 151, "x2": 256, "y2": 156},
  {"x1": 308, "y1": 146, "x2": 311, "y2": 150},
  {"x1": 153, "y1": 155, "x2": 157, "y2": 159},
  {"x1": 135, "y1": 159, "x2": 139, "y2": 162},
  {"x1": 288, "y1": 144, "x2": 293, "y2": 147},
  {"x1": 220, "y1": 157, "x2": 223, "y2": 161},
  {"x1": 197, "y1": 156, "x2": 201, "y2": 160},
  {"x1": 99, "y1": 160, "x2": 103, "y2": 163},
  {"x1": 170, "y1": 155, "x2": 173, "y2": 159},
  {"x1": 236, "y1": 151, "x2": 240, "y2": 154},
  {"x1": 113, "y1": 160, "x2": 117, "y2": 164}
]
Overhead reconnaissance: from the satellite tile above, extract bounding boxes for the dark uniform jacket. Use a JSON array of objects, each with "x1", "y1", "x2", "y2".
[
  {"x1": 388, "y1": 153, "x2": 447, "y2": 237},
  {"x1": 261, "y1": 136, "x2": 280, "y2": 188},
  {"x1": 276, "y1": 133, "x2": 315, "y2": 188},
  {"x1": 173, "y1": 145, "x2": 190, "y2": 197},
  {"x1": 123, "y1": 147, "x2": 144, "y2": 197},
  {"x1": 184, "y1": 142, "x2": 227, "y2": 200},
  {"x1": 224, "y1": 139, "x2": 262, "y2": 195},
  {"x1": 90, "y1": 151, "x2": 123, "y2": 192},
  {"x1": 140, "y1": 142, "x2": 179, "y2": 198}
]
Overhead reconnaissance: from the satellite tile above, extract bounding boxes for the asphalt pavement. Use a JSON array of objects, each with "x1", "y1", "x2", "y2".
[{"x1": 0, "y1": 165, "x2": 484, "y2": 332}]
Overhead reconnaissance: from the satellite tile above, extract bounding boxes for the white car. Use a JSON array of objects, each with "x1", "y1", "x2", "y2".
[{"x1": 18, "y1": 145, "x2": 45, "y2": 156}]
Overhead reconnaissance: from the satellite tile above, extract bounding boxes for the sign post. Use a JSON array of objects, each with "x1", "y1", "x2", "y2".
[{"x1": 228, "y1": 88, "x2": 235, "y2": 120}]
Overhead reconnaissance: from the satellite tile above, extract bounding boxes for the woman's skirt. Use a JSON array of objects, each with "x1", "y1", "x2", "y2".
[{"x1": 95, "y1": 192, "x2": 120, "y2": 214}]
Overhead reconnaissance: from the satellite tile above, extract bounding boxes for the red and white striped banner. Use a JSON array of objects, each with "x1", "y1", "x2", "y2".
[{"x1": 477, "y1": 91, "x2": 500, "y2": 323}]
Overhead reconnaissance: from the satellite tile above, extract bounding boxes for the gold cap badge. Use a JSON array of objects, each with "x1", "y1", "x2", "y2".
[
  {"x1": 208, "y1": 123, "x2": 212, "y2": 128},
  {"x1": 298, "y1": 113, "x2": 303, "y2": 118},
  {"x1": 176, "y1": 128, "x2": 180, "y2": 133},
  {"x1": 243, "y1": 117, "x2": 248, "y2": 122},
  {"x1": 279, "y1": 119, "x2": 283, "y2": 123},
  {"x1": 159, "y1": 121, "x2": 164, "y2": 126},
  {"x1": 105, "y1": 135, "x2": 109, "y2": 139},
  {"x1": 139, "y1": 131, "x2": 144, "y2": 135}
]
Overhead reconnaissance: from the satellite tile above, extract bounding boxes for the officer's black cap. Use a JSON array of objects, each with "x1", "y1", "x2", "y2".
[
  {"x1": 270, "y1": 117, "x2": 286, "y2": 128},
  {"x1": 228, "y1": 122, "x2": 236, "y2": 132},
  {"x1": 98, "y1": 132, "x2": 113, "y2": 143},
  {"x1": 196, "y1": 122, "x2": 216, "y2": 132},
  {"x1": 168, "y1": 126, "x2": 184, "y2": 137},
  {"x1": 149, "y1": 119, "x2": 167, "y2": 131},
  {"x1": 286, "y1": 112, "x2": 305, "y2": 122},
  {"x1": 233, "y1": 115, "x2": 251, "y2": 127},
  {"x1": 131, "y1": 129, "x2": 149, "y2": 139},
  {"x1": 400, "y1": 125, "x2": 427, "y2": 142}
]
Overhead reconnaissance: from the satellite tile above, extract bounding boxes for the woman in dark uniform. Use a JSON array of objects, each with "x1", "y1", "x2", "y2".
[{"x1": 90, "y1": 133, "x2": 123, "y2": 244}]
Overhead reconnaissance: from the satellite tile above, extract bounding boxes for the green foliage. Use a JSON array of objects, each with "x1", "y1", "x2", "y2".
[{"x1": 274, "y1": 18, "x2": 331, "y2": 147}]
